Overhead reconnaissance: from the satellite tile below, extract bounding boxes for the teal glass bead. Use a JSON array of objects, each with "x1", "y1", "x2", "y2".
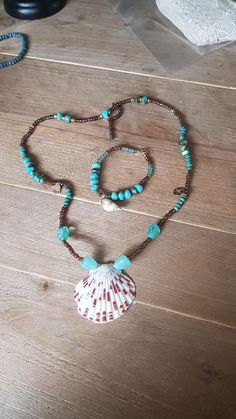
[
  {"x1": 141, "y1": 95, "x2": 148, "y2": 105},
  {"x1": 147, "y1": 223, "x2": 161, "y2": 240},
  {"x1": 118, "y1": 191, "x2": 125, "y2": 201},
  {"x1": 111, "y1": 191, "x2": 118, "y2": 200},
  {"x1": 22, "y1": 156, "x2": 31, "y2": 165},
  {"x1": 64, "y1": 198, "x2": 71, "y2": 206},
  {"x1": 90, "y1": 179, "x2": 99, "y2": 187},
  {"x1": 134, "y1": 96, "x2": 139, "y2": 104},
  {"x1": 20, "y1": 151, "x2": 27, "y2": 158},
  {"x1": 182, "y1": 149, "x2": 190, "y2": 157},
  {"x1": 56, "y1": 112, "x2": 63, "y2": 121},
  {"x1": 20, "y1": 146, "x2": 26, "y2": 154},
  {"x1": 91, "y1": 184, "x2": 99, "y2": 192},
  {"x1": 148, "y1": 163, "x2": 153, "y2": 177},
  {"x1": 64, "y1": 114, "x2": 71, "y2": 123},
  {"x1": 80, "y1": 256, "x2": 98, "y2": 270},
  {"x1": 65, "y1": 188, "x2": 72, "y2": 198},
  {"x1": 124, "y1": 189, "x2": 132, "y2": 199},
  {"x1": 113, "y1": 255, "x2": 131, "y2": 271},
  {"x1": 26, "y1": 166, "x2": 35, "y2": 174},
  {"x1": 90, "y1": 172, "x2": 99, "y2": 180},
  {"x1": 134, "y1": 184, "x2": 144, "y2": 194},
  {"x1": 92, "y1": 162, "x2": 101, "y2": 170},
  {"x1": 56, "y1": 225, "x2": 69, "y2": 241},
  {"x1": 25, "y1": 162, "x2": 33, "y2": 169},
  {"x1": 180, "y1": 126, "x2": 187, "y2": 135},
  {"x1": 39, "y1": 178, "x2": 44, "y2": 183},
  {"x1": 90, "y1": 178, "x2": 99, "y2": 185},
  {"x1": 101, "y1": 109, "x2": 109, "y2": 119}
]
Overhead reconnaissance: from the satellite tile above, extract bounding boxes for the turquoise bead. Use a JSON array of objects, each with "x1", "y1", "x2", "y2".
[
  {"x1": 56, "y1": 225, "x2": 69, "y2": 241},
  {"x1": 80, "y1": 256, "x2": 98, "y2": 270},
  {"x1": 92, "y1": 162, "x2": 101, "y2": 170},
  {"x1": 64, "y1": 114, "x2": 71, "y2": 123},
  {"x1": 56, "y1": 112, "x2": 63, "y2": 121},
  {"x1": 147, "y1": 223, "x2": 161, "y2": 240},
  {"x1": 25, "y1": 162, "x2": 33, "y2": 169},
  {"x1": 90, "y1": 178, "x2": 99, "y2": 185},
  {"x1": 113, "y1": 255, "x2": 131, "y2": 271},
  {"x1": 111, "y1": 191, "x2": 118, "y2": 200},
  {"x1": 90, "y1": 172, "x2": 99, "y2": 180},
  {"x1": 91, "y1": 177, "x2": 99, "y2": 182},
  {"x1": 180, "y1": 126, "x2": 187, "y2": 135},
  {"x1": 131, "y1": 188, "x2": 137, "y2": 195},
  {"x1": 65, "y1": 188, "x2": 72, "y2": 197},
  {"x1": 101, "y1": 109, "x2": 109, "y2": 119},
  {"x1": 22, "y1": 157, "x2": 31, "y2": 165},
  {"x1": 141, "y1": 96, "x2": 148, "y2": 105},
  {"x1": 64, "y1": 198, "x2": 71, "y2": 206},
  {"x1": 134, "y1": 184, "x2": 144, "y2": 194},
  {"x1": 124, "y1": 189, "x2": 132, "y2": 199},
  {"x1": 118, "y1": 191, "x2": 125, "y2": 201},
  {"x1": 148, "y1": 163, "x2": 153, "y2": 177},
  {"x1": 91, "y1": 184, "x2": 99, "y2": 192},
  {"x1": 134, "y1": 96, "x2": 139, "y2": 104},
  {"x1": 26, "y1": 166, "x2": 35, "y2": 174},
  {"x1": 182, "y1": 149, "x2": 190, "y2": 157}
]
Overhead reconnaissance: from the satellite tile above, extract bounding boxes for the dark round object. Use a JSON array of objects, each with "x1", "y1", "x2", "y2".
[{"x1": 3, "y1": 0, "x2": 66, "y2": 20}]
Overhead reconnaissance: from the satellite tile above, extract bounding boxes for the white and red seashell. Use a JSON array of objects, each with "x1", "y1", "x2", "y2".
[{"x1": 73, "y1": 264, "x2": 136, "y2": 324}]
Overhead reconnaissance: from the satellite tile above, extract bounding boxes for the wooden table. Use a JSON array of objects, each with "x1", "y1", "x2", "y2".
[{"x1": 0, "y1": 1, "x2": 236, "y2": 418}]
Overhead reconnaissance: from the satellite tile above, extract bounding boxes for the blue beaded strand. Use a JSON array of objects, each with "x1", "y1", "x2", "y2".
[
  {"x1": 56, "y1": 112, "x2": 72, "y2": 123},
  {"x1": 19, "y1": 145, "x2": 44, "y2": 184},
  {"x1": 173, "y1": 193, "x2": 188, "y2": 212},
  {"x1": 90, "y1": 145, "x2": 153, "y2": 201},
  {"x1": 0, "y1": 33, "x2": 27, "y2": 69},
  {"x1": 179, "y1": 126, "x2": 192, "y2": 172}
]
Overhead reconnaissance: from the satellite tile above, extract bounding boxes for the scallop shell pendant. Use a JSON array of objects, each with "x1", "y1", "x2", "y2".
[{"x1": 73, "y1": 264, "x2": 136, "y2": 324}]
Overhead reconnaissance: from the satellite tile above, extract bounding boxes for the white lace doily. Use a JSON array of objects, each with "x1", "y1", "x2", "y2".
[{"x1": 156, "y1": 0, "x2": 236, "y2": 46}]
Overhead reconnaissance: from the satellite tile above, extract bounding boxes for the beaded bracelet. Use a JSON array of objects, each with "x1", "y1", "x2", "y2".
[
  {"x1": 0, "y1": 32, "x2": 27, "y2": 69},
  {"x1": 90, "y1": 145, "x2": 154, "y2": 211},
  {"x1": 19, "y1": 96, "x2": 192, "y2": 324}
]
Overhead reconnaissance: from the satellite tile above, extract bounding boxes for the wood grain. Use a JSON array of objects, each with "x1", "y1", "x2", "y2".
[
  {"x1": 1, "y1": 266, "x2": 236, "y2": 419},
  {"x1": 0, "y1": 58, "x2": 236, "y2": 232},
  {"x1": 0, "y1": 0, "x2": 235, "y2": 88},
  {"x1": 0, "y1": 1, "x2": 236, "y2": 417},
  {"x1": 0, "y1": 184, "x2": 235, "y2": 327}
]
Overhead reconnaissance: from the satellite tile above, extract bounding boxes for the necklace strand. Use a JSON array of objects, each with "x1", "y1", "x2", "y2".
[
  {"x1": 19, "y1": 96, "x2": 192, "y2": 268},
  {"x1": 0, "y1": 32, "x2": 27, "y2": 69}
]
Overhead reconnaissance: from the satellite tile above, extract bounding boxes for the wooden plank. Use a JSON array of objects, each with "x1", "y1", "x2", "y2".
[
  {"x1": 0, "y1": 0, "x2": 235, "y2": 88},
  {"x1": 0, "y1": 184, "x2": 235, "y2": 327},
  {"x1": 0, "y1": 58, "x2": 235, "y2": 232},
  {"x1": 1, "y1": 266, "x2": 236, "y2": 419}
]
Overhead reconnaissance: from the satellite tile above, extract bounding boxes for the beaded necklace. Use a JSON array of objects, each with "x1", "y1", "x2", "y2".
[
  {"x1": 0, "y1": 32, "x2": 27, "y2": 69},
  {"x1": 19, "y1": 96, "x2": 192, "y2": 324}
]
